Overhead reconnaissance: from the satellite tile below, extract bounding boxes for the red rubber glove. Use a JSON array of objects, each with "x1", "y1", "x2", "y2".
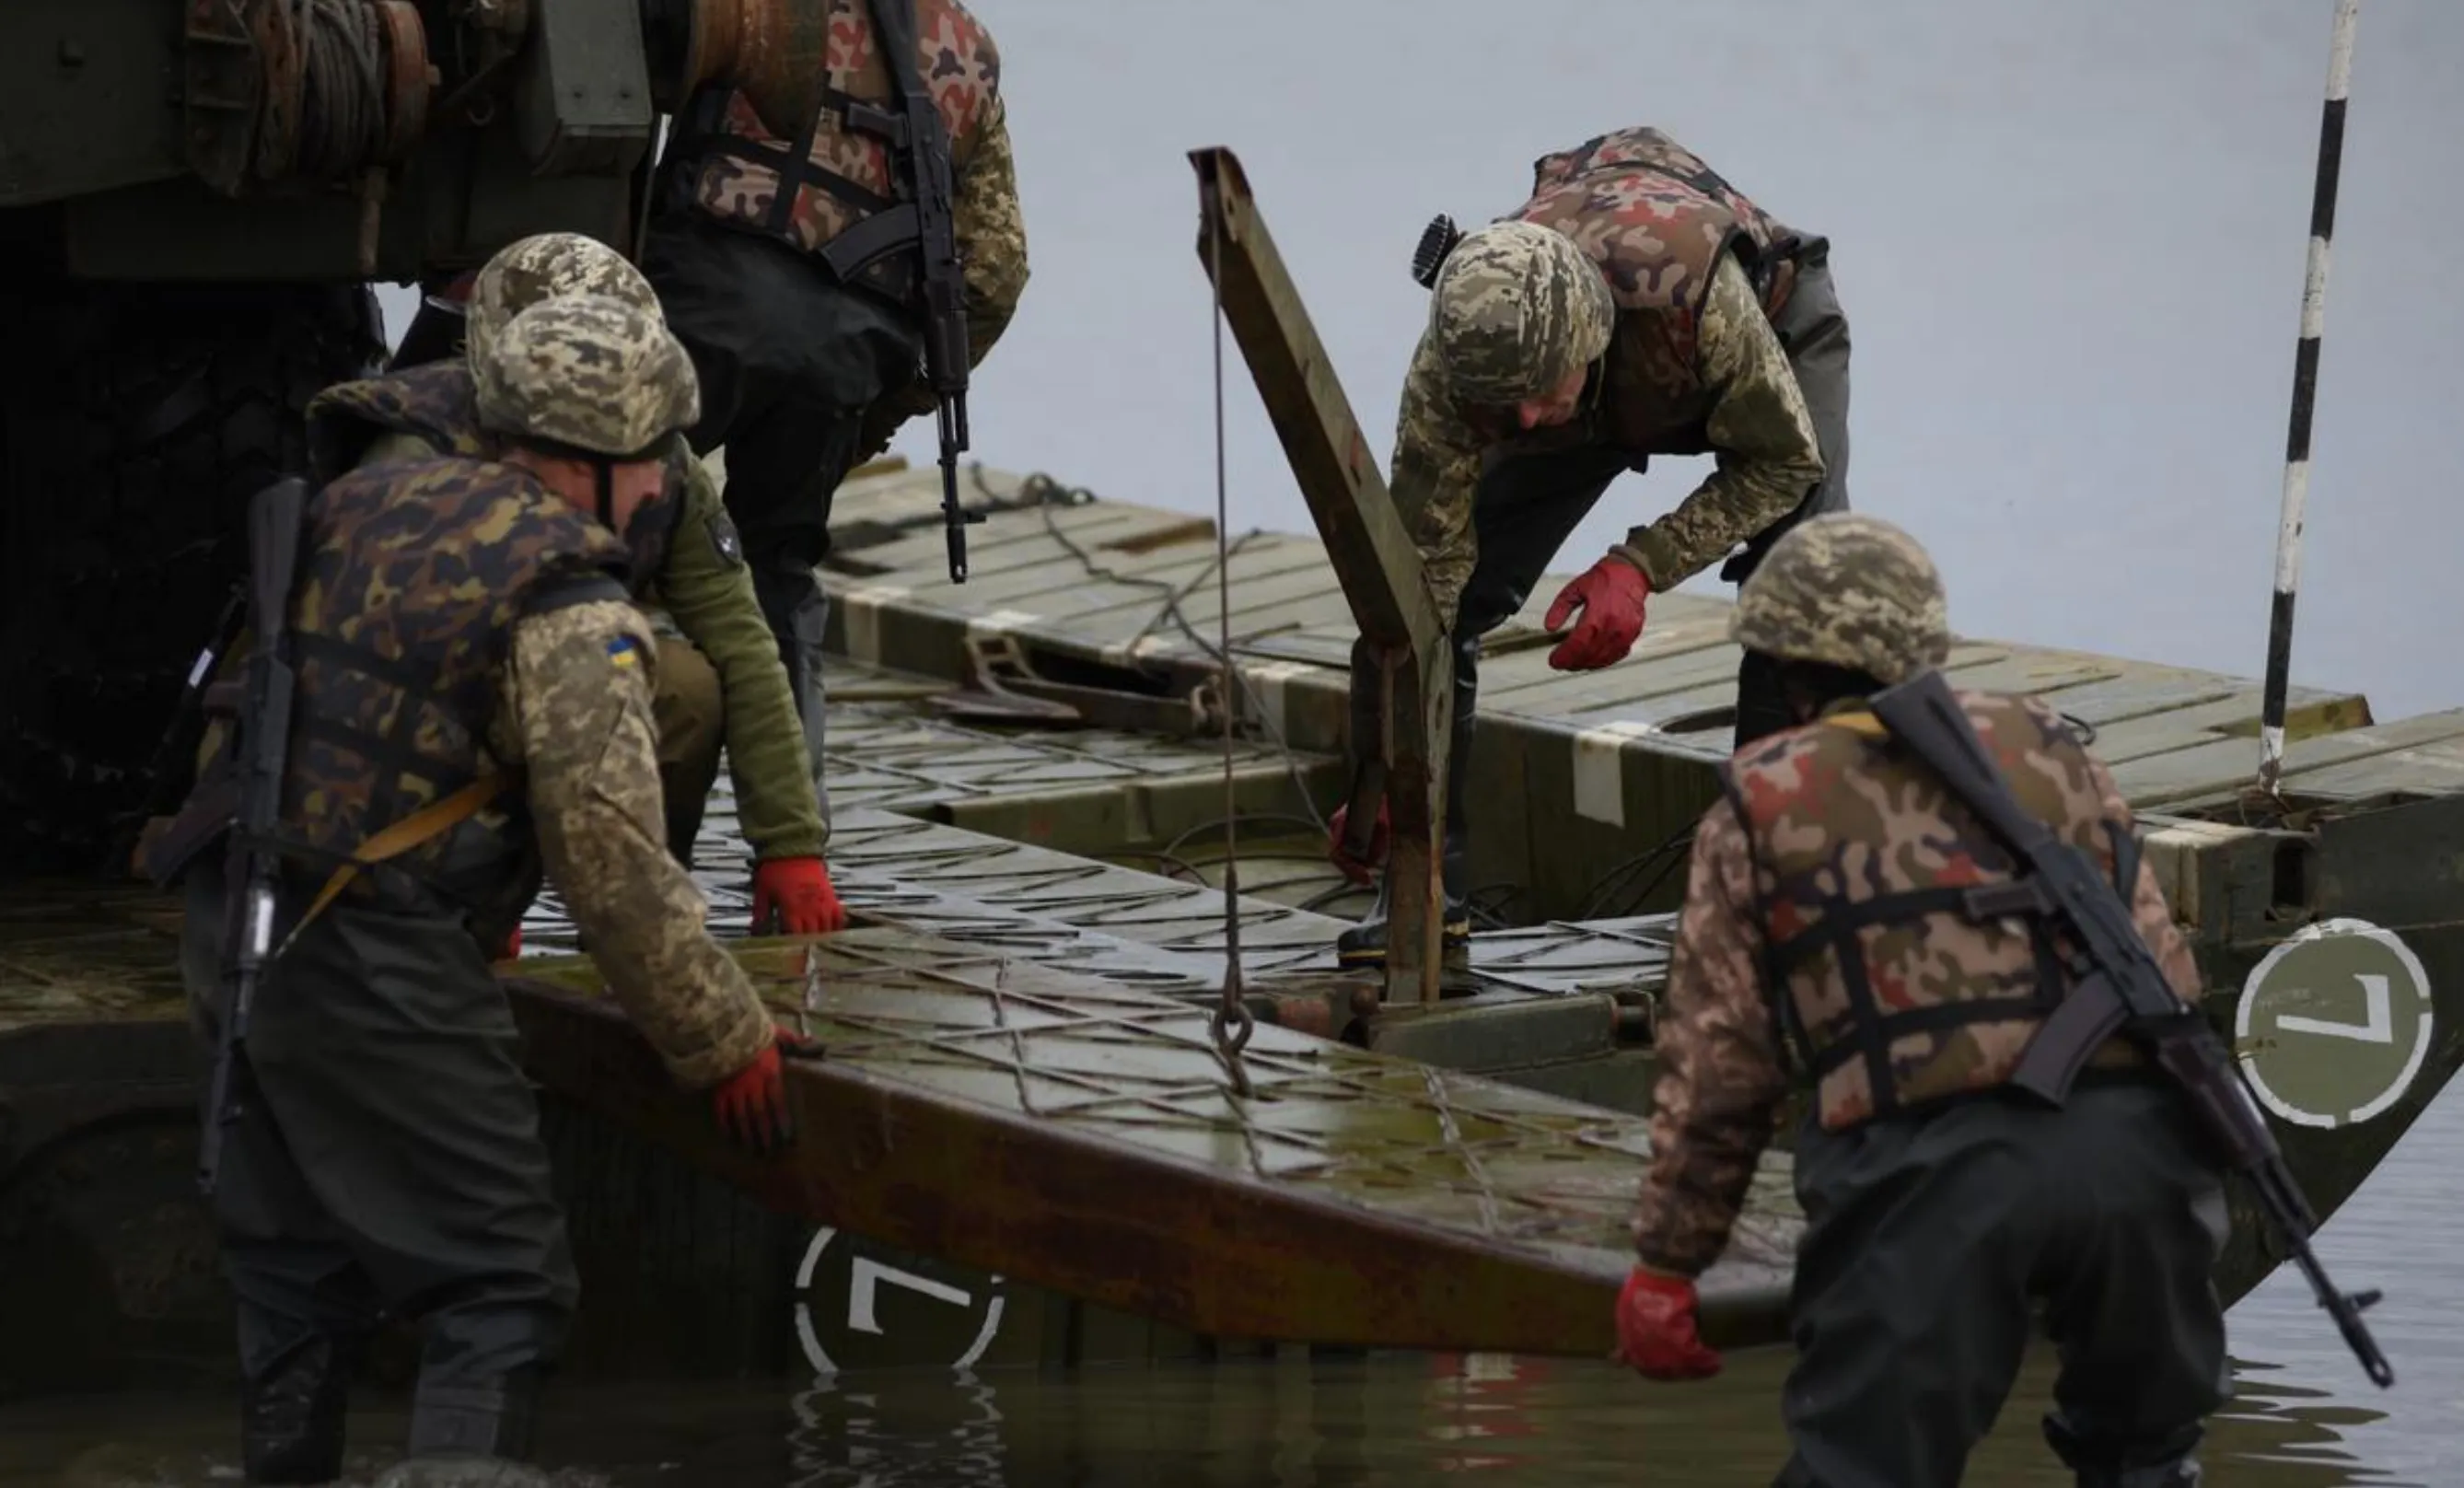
[
  {"x1": 1326, "y1": 800, "x2": 1390, "y2": 886},
  {"x1": 751, "y1": 856, "x2": 845, "y2": 935},
  {"x1": 1612, "y1": 1266, "x2": 1722, "y2": 1380},
  {"x1": 490, "y1": 926, "x2": 522, "y2": 963},
  {"x1": 711, "y1": 1026, "x2": 824, "y2": 1156},
  {"x1": 1544, "y1": 556, "x2": 1652, "y2": 671}
]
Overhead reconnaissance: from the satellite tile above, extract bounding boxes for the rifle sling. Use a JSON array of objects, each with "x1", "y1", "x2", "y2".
[{"x1": 278, "y1": 771, "x2": 520, "y2": 953}]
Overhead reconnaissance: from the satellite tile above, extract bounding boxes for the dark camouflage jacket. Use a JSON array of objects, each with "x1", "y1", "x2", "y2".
[{"x1": 1628, "y1": 689, "x2": 2205, "y2": 1277}]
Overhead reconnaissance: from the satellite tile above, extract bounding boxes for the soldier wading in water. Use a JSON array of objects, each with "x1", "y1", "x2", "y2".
[
  {"x1": 1614, "y1": 514, "x2": 2230, "y2": 1488},
  {"x1": 147, "y1": 283, "x2": 819, "y2": 1486}
]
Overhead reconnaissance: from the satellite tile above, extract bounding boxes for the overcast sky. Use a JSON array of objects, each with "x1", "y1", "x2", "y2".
[{"x1": 378, "y1": 0, "x2": 2464, "y2": 719}]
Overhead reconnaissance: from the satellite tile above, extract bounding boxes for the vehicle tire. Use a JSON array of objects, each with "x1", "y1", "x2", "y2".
[{"x1": 0, "y1": 277, "x2": 386, "y2": 876}]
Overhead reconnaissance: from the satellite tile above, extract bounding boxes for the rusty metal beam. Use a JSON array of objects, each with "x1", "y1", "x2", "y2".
[
  {"x1": 1190, "y1": 145, "x2": 1450, "y2": 1006},
  {"x1": 503, "y1": 933, "x2": 1800, "y2": 1357}
]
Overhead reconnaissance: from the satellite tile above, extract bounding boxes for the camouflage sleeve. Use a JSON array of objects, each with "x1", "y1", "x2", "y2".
[
  {"x1": 954, "y1": 88, "x2": 1029, "y2": 370},
  {"x1": 1389, "y1": 330, "x2": 1489, "y2": 623},
  {"x1": 501, "y1": 597, "x2": 778, "y2": 1089},
  {"x1": 1616, "y1": 254, "x2": 1825, "y2": 590},
  {"x1": 653, "y1": 462, "x2": 830, "y2": 860},
  {"x1": 1632, "y1": 796, "x2": 1789, "y2": 1277}
]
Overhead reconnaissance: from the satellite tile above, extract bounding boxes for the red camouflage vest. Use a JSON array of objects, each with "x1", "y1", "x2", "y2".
[
  {"x1": 158, "y1": 457, "x2": 633, "y2": 918},
  {"x1": 667, "y1": 0, "x2": 1000, "y2": 308},
  {"x1": 1719, "y1": 690, "x2": 2146, "y2": 1131},
  {"x1": 1512, "y1": 126, "x2": 1811, "y2": 456}
]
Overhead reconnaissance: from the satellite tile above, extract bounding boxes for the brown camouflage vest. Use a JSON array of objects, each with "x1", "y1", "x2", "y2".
[
  {"x1": 306, "y1": 362, "x2": 487, "y2": 484},
  {"x1": 1512, "y1": 127, "x2": 1813, "y2": 456},
  {"x1": 158, "y1": 458, "x2": 632, "y2": 916},
  {"x1": 1719, "y1": 690, "x2": 2144, "y2": 1131},
  {"x1": 664, "y1": 0, "x2": 999, "y2": 308}
]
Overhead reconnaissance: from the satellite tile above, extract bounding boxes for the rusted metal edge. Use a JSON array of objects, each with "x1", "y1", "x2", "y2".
[{"x1": 503, "y1": 974, "x2": 1792, "y2": 1355}]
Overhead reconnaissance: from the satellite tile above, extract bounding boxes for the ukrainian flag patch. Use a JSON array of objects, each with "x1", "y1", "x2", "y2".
[{"x1": 608, "y1": 635, "x2": 641, "y2": 668}]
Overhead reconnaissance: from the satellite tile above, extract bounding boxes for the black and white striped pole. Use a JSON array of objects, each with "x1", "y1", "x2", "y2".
[{"x1": 2259, "y1": 0, "x2": 2360, "y2": 799}]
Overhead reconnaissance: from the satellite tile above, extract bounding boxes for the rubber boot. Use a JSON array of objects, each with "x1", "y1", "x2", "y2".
[
  {"x1": 2045, "y1": 1413, "x2": 2204, "y2": 1488},
  {"x1": 239, "y1": 1338, "x2": 354, "y2": 1485},
  {"x1": 372, "y1": 1372, "x2": 550, "y2": 1488},
  {"x1": 1333, "y1": 828, "x2": 1471, "y2": 969},
  {"x1": 2068, "y1": 1460, "x2": 2201, "y2": 1488}
]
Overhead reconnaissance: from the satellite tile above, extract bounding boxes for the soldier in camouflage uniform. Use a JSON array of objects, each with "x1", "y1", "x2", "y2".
[
  {"x1": 345, "y1": 233, "x2": 844, "y2": 940},
  {"x1": 1615, "y1": 514, "x2": 2228, "y2": 1488},
  {"x1": 145, "y1": 291, "x2": 819, "y2": 1487},
  {"x1": 1329, "y1": 127, "x2": 1847, "y2": 967},
  {"x1": 638, "y1": 0, "x2": 1031, "y2": 791}
]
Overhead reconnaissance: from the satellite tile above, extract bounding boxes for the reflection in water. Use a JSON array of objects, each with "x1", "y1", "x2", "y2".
[
  {"x1": 0, "y1": 1349, "x2": 2419, "y2": 1487},
  {"x1": 789, "y1": 1372, "x2": 1008, "y2": 1487},
  {"x1": 9, "y1": 1089, "x2": 2454, "y2": 1485},
  {"x1": 753, "y1": 1348, "x2": 2408, "y2": 1488}
]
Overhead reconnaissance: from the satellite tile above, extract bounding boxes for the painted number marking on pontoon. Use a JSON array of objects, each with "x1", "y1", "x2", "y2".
[
  {"x1": 847, "y1": 1257, "x2": 973, "y2": 1335},
  {"x1": 2236, "y1": 917, "x2": 2435, "y2": 1130},
  {"x1": 2273, "y1": 974, "x2": 2395, "y2": 1043},
  {"x1": 794, "y1": 1226, "x2": 1007, "y2": 1375}
]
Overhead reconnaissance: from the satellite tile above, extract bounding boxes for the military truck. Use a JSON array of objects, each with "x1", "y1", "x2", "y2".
[{"x1": 0, "y1": 0, "x2": 820, "y2": 870}]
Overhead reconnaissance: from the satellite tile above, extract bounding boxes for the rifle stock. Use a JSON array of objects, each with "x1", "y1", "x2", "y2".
[{"x1": 1866, "y1": 668, "x2": 2393, "y2": 1388}]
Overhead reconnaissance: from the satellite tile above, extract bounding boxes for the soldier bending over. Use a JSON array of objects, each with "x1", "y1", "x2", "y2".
[
  {"x1": 1615, "y1": 514, "x2": 2227, "y2": 1488},
  {"x1": 147, "y1": 289, "x2": 819, "y2": 1486}
]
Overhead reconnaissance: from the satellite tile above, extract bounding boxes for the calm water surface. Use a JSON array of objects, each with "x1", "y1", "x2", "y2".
[{"x1": 7, "y1": 1086, "x2": 2456, "y2": 1487}]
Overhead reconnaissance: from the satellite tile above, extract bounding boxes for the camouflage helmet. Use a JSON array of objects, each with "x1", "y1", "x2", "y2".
[
  {"x1": 1728, "y1": 514, "x2": 1952, "y2": 684},
  {"x1": 464, "y1": 232, "x2": 659, "y2": 368},
  {"x1": 1426, "y1": 221, "x2": 1614, "y2": 404},
  {"x1": 471, "y1": 294, "x2": 702, "y2": 458}
]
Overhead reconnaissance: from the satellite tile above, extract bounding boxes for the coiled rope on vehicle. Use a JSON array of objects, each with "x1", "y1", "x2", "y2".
[{"x1": 292, "y1": 0, "x2": 391, "y2": 180}]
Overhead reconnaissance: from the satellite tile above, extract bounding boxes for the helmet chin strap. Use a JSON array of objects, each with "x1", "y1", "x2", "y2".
[{"x1": 594, "y1": 459, "x2": 617, "y2": 531}]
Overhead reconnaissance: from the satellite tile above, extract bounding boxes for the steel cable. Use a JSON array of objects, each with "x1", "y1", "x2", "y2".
[{"x1": 295, "y1": 0, "x2": 389, "y2": 180}]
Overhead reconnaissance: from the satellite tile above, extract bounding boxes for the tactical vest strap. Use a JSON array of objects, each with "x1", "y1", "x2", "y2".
[
  {"x1": 662, "y1": 0, "x2": 934, "y2": 306},
  {"x1": 1647, "y1": 152, "x2": 1819, "y2": 312},
  {"x1": 1822, "y1": 950, "x2": 2051, "y2": 1114},
  {"x1": 661, "y1": 87, "x2": 895, "y2": 230},
  {"x1": 1772, "y1": 877, "x2": 2071, "y2": 1121},
  {"x1": 1764, "y1": 878, "x2": 2056, "y2": 977},
  {"x1": 1738, "y1": 703, "x2": 2147, "y2": 1122}
]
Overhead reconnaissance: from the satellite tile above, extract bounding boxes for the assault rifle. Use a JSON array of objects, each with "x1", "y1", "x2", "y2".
[
  {"x1": 1866, "y1": 667, "x2": 2394, "y2": 1389},
  {"x1": 197, "y1": 476, "x2": 308, "y2": 1198},
  {"x1": 838, "y1": 0, "x2": 982, "y2": 583}
]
